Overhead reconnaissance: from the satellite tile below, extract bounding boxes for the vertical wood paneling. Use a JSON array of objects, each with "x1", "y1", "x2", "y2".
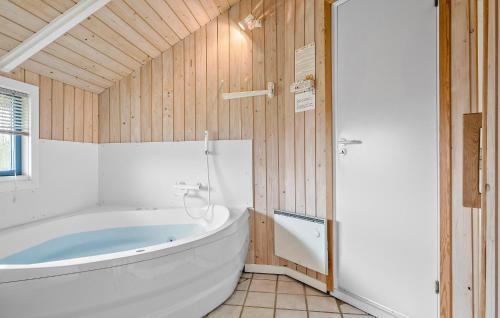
[
  {"x1": 196, "y1": 26, "x2": 207, "y2": 141},
  {"x1": 452, "y1": 0, "x2": 474, "y2": 314},
  {"x1": 295, "y1": 0, "x2": 308, "y2": 272},
  {"x1": 295, "y1": 0, "x2": 306, "y2": 217},
  {"x1": 276, "y1": 0, "x2": 288, "y2": 269},
  {"x1": 51, "y1": 80, "x2": 64, "y2": 141},
  {"x1": 98, "y1": 89, "x2": 110, "y2": 143},
  {"x1": 141, "y1": 61, "x2": 152, "y2": 142},
  {"x1": 284, "y1": 0, "x2": 295, "y2": 217},
  {"x1": 162, "y1": 49, "x2": 174, "y2": 141},
  {"x1": 483, "y1": 0, "x2": 498, "y2": 315},
  {"x1": 253, "y1": 0, "x2": 267, "y2": 265},
  {"x1": 304, "y1": 0, "x2": 316, "y2": 219},
  {"x1": 120, "y1": 77, "x2": 131, "y2": 143},
  {"x1": 305, "y1": 0, "x2": 317, "y2": 280},
  {"x1": 468, "y1": 0, "x2": 481, "y2": 315},
  {"x1": 130, "y1": 69, "x2": 141, "y2": 143},
  {"x1": 276, "y1": 0, "x2": 286, "y2": 211},
  {"x1": 229, "y1": 4, "x2": 242, "y2": 139},
  {"x1": 39, "y1": 76, "x2": 52, "y2": 140},
  {"x1": 3, "y1": 69, "x2": 96, "y2": 143},
  {"x1": 74, "y1": 88, "x2": 84, "y2": 142},
  {"x1": 63, "y1": 85, "x2": 75, "y2": 141},
  {"x1": 207, "y1": 19, "x2": 219, "y2": 139},
  {"x1": 315, "y1": 0, "x2": 327, "y2": 220},
  {"x1": 23, "y1": 70, "x2": 39, "y2": 87},
  {"x1": 152, "y1": 56, "x2": 163, "y2": 142},
  {"x1": 321, "y1": 0, "x2": 333, "y2": 287},
  {"x1": 218, "y1": 11, "x2": 230, "y2": 139},
  {"x1": 109, "y1": 83, "x2": 120, "y2": 143},
  {"x1": 264, "y1": 0, "x2": 279, "y2": 266},
  {"x1": 4, "y1": 68, "x2": 24, "y2": 82},
  {"x1": 83, "y1": 91, "x2": 93, "y2": 143},
  {"x1": 240, "y1": 0, "x2": 253, "y2": 140},
  {"x1": 185, "y1": 34, "x2": 196, "y2": 141},
  {"x1": 92, "y1": 93, "x2": 99, "y2": 143},
  {"x1": 94, "y1": 1, "x2": 332, "y2": 285},
  {"x1": 174, "y1": 42, "x2": 185, "y2": 141}
]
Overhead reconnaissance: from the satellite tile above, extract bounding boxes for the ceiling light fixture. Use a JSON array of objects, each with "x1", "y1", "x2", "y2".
[{"x1": 238, "y1": 14, "x2": 262, "y2": 31}]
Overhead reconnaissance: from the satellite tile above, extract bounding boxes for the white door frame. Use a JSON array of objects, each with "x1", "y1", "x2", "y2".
[{"x1": 329, "y1": 1, "x2": 441, "y2": 317}]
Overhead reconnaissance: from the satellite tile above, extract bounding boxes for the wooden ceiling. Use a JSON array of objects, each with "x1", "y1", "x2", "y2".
[{"x1": 0, "y1": 0, "x2": 240, "y2": 93}]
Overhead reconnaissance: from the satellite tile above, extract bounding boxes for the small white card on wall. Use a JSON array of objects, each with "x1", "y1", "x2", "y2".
[{"x1": 294, "y1": 42, "x2": 316, "y2": 112}]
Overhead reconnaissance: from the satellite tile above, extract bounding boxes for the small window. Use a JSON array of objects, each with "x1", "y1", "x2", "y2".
[
  {"x1": 0, "y1": 88, "x2": 28, "y2": 177},
  {"x1": 0, "y1": 135, "x2": 22, "y2": 176},
  {"x1": 0, "y1": 76, "x2": 39, "y2": 192}
]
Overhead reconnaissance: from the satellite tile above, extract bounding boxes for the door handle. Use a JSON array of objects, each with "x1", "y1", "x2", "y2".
[
  {"x1": 337, "y1": 138, "x2": 362, "y2": 155},
  {"x1": 338, "y1": 138, "x2": 362, "y2": 145}
]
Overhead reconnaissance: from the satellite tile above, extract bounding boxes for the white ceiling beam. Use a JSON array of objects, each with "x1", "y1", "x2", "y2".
[{"x1": 0, "y1": 0, "x2": 111, "y2": 73}]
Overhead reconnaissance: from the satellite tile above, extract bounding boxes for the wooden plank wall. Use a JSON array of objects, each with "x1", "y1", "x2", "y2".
[
  {"x1": 1, "y1": 68, "x2": 99, "y2": 143},
  {"x1": 451, "y1": 0, "x2": 489, "y2": 316},
  {"x1": 451, "y1": 0, "x2": 474, "y2": 315},
  {"x1": 483, "y1": 0, "x2": 499, "y2": 316},
  {"x1": 98, "y1": 0, "x2": 331, "y2": 284}
]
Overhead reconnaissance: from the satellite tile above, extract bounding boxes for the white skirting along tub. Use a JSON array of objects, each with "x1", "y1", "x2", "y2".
[{"x1": 0, "y1": 205, "x2": 249, "y2": 318}]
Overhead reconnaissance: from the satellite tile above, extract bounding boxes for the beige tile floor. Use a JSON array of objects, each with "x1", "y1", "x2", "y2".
[{"x1": 206, "y1": 272, "x2": 374, "y2": 318}]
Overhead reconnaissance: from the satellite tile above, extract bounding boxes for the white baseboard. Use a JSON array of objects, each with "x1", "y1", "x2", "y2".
[
  {"x1": 244, "y1": 264, "x2": 327, "y2": 292},
  {"x1": 332, "y1": 289, "x2": 406, "y2": 318}
]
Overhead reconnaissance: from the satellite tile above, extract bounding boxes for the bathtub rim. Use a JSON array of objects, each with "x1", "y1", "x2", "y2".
[
  {"x1": 0, "y1": 205, "x2": 249, "y2": 284},
  {"x1": 0, "y1": 204, "x2": 230, "y2": 265}
]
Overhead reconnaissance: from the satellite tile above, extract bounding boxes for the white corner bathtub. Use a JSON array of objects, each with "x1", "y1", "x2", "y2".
[{"x1": 0, "y1": 205, "x2": 249, "y2": 318}]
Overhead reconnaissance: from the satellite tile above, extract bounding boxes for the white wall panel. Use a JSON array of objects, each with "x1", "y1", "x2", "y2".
[
  {"x1": 0, "y1": 140, "x2": 99, "y2": 229},
  {"x1": 98, "y1": 140, "x2": 253, "y2": 210}
]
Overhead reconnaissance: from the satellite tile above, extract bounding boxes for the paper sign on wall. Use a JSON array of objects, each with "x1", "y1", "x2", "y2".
[{"x1": 294, "y1": 42, "x2": 315, "y2": 112}]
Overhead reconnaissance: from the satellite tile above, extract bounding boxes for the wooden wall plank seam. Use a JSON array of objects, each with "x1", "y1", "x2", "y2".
[
  {"x1": 195, "y1": 25, "x2": 208, "y2": 141},
  {"x1": 174, "y1": 42, "x2": 185, "y2": 141},
  {"x1": 162, "y1": 49, "x2": 174, "y2": 142},
  {"x1": 75, "y1": 87, "x2": 84, "y2": 142},
  {"x1": 63, "y1": 85, "x2": 75, "y2": 142},
  {"x1": 451, "y1": 0, "x2": 475, "y2": 315},
  {"x1": 264, "y1": 0, "x2": 279, "y2": 266},
  {"x1": 218, "y1": 11, "x2": 230, "y2": 140},
  {"x1": 152, "y1": 55, "x2": 164, "y2": 142},
  {"x1": 141, "y1": 61, "x2": 153, "y2": 142},
  {"x1": 185, "y1": 33, "x2": 196, "y2": 141},
  {"x1": 252, "y1": 0, "x2": 267, "y2": 265},
  {"x1": 229, "y1": 4, "x2": 242, "y2": 140}
]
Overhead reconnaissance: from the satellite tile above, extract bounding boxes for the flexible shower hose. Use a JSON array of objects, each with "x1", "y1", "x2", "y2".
[{"x1": 182, "y1": 149, "x2": 213, "y2": 219}]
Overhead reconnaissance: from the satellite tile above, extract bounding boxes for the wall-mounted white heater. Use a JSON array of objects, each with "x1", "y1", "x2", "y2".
[
  {"x1": 222, "y1": 82, "x2": 274, "y2": 100},
  {"x1": 274, "y1": 210, "x2": 328, "y2": 274}
]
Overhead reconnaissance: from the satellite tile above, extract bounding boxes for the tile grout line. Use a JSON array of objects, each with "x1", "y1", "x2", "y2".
[
  {"x1": 303, "y1": 283, "x2": 309, "y2": 318},
  {"x1": 335, "y1": 297, "x2": 344, "y2": 318},
  {"x1": 218, "y1": 272, "x2": 370, "y2": 317},
  {"x1": 239, "y1": 272, "x2": 251, "y2": 318},
  {"x1": 273, "y1": 275, "x2": 278, "y2": 318}
]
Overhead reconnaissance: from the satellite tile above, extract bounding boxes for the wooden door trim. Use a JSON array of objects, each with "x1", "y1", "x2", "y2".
[{"x1": 439, "y1": 0, "x2": 452, "y2": 317}]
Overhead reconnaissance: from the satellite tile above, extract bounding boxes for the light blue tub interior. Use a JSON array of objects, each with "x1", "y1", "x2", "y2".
[{"x1": 0, "y1": 224, "x2": 204, "y2": 265}]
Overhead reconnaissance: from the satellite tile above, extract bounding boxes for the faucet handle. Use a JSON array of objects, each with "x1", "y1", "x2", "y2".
[{"x1": 173, "y1": 182, "x2": 201, "y2": 191}]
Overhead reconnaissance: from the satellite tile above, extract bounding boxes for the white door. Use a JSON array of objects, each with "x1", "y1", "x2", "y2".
[{"x1": 332, "y1": 1, "x2": 439, "y2": 317}]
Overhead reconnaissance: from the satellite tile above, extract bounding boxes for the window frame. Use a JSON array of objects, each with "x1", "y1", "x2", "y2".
[
  {"x1": 0, "y1": 135, "x2": 22, "y2": 177},
  {"x1": 0, "y1": 76, "x2": 39, "y2": 192}
]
